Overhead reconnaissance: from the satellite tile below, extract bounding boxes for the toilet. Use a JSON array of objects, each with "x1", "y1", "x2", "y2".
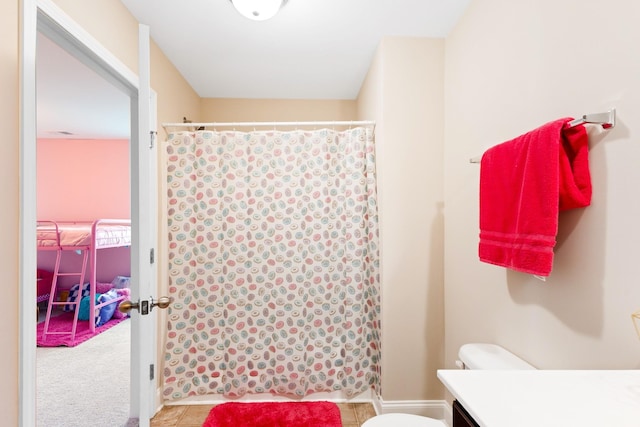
[{"x1": 362, "y1": 343, "x2": 536, "y2": 427}]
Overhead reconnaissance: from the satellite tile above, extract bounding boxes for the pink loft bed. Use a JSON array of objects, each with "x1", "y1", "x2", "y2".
[{"x1": 37, "y1": 219, "x2": 131, "y2": 342}]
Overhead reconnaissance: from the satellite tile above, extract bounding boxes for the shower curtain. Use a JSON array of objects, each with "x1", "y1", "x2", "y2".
[{"x1": 162, "y1": 127, "x2": 380, "y2": 400}]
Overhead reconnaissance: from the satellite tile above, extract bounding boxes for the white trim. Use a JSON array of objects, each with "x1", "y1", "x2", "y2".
[
  {"x1": 36, "y1": 0, "x2": 138, "y2": 94},
  {"x1": 131, "y1": 23, "x2": 155, "y2": 426},
  {"x1": 370, "y1": 391, "x2": 383, "y2": 416},
  {"x1": 376, "y1": 398, "x2": 451, "y2": 425},
  {"x1": 162, "y1": 388, "x2": 374, "y2": 406},
  {"x1": 443, "y1": 401, "x2": 453, "y2": 427},
  {"x1": 19, "y1": 1, "x2": 38, "y2": 426}
]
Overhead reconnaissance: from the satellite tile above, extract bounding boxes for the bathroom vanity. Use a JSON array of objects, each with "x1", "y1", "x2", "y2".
[{"x1": 438, "y1": 369, "x2": 640, "y2": 426}]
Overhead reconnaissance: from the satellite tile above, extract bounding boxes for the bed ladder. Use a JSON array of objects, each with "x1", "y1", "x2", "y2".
[{"x1": 41, "y1": 247, "x2": 89, "y2": 343}]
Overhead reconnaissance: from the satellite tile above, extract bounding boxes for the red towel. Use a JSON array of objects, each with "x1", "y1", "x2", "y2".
[{"x1": 479, "y1": 118, "x2": 591, "y2": 276}]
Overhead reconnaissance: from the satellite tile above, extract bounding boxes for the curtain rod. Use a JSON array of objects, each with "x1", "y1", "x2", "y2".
[{"x1": 162, "y1": 120, "x2": 376, "y2": 129}]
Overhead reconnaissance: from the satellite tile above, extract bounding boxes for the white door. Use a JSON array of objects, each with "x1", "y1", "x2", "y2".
[
  {"x1": 20, "y1": 1, "x2": 158, "y2": 425},
  {"x1": 130, "y1": 24, "x2": 160, "y2": 426}
]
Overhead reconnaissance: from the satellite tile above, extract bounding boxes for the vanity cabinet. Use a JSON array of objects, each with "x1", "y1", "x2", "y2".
[{"x1": 452, "y1": 400, "x2": 480, "y2": 427}]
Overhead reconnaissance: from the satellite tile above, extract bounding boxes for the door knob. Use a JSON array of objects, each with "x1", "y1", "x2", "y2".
[
  {"x1": 119, "y1": 296, "x2": 171, "y2": 314},
  {"x1": 119, "y1": 300, "x2": 138, "y2": 314},
  {"x1": 151, "y1": 296, "x2": 171, "y2": 311}
]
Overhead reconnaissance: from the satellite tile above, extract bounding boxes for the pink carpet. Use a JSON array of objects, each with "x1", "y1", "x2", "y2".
[
  {"x1": 203, "y1": 401, "x2": 343, "y2": 427},
  {"x1": 37, "y1": 312, "x2": 127, "y2": 347}
]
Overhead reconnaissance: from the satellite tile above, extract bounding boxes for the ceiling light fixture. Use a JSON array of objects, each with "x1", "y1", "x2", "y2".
[{"x1": 229, "y1": 0, "x2": 288, "y2": 21}]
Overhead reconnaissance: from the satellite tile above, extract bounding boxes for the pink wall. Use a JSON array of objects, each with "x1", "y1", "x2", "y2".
[
  {"x1": 37, "y1": 139, "x2": 131, "y2": 288},
  {"x1": 37, "y1": 138, "x2": 130, "y2": 220}
]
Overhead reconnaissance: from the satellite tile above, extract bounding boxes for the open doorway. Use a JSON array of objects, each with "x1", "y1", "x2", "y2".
[
  {"x1": 34, "y1": 30, "x2": 132, "y2": 426},
  {"x1": 21, "y1": 2, "x2": 158, "y2": 425}
]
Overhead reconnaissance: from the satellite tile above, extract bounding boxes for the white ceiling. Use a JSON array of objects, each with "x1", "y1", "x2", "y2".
[
  {"x1": 37, "y1": 0, "x2": 471, "y2": 138},
  {"x1": 37, "y1": 32, "x2": 131, "y2": 139},
  {"x1": 121, "y1": 0, "x2": 471, "y2": 99}
]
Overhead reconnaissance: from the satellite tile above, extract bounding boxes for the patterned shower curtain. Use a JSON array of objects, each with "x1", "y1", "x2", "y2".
[{"x1": 162, "y1": 127, "x2": 380, "y2": 400}]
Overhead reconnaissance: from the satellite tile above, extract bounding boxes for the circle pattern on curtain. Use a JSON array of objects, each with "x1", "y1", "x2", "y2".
[{"x1": 162, "y1": 128, "x2": 380, "y2": 400}]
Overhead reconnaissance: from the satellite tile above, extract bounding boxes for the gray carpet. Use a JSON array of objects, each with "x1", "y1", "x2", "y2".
[{"x1": 37, "y1": 317, "x2": 131, "y2": 427}]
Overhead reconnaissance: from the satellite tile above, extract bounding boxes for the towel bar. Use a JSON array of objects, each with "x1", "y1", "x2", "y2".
[
  {"x1": 469, "y1": 109, "x2": 616, "y2": 163},
  {"x1": 568, "y1": 109, "x2": 616, "y2": 129}
]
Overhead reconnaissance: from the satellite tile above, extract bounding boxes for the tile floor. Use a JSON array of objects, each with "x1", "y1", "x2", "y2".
[{"x1": 150, "y1": 402, "x2": 377, "y2": 427}]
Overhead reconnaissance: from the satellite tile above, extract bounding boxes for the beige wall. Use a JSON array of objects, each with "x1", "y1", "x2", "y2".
[
  {"x1": 444, "y1": 0, "x2": 640, "y2": 373},
  {"x1": 356, "y1": 43, "x2": 383, "y2": 126},
  {"x1": 358, "y1": 37, "x2": 445, "y2": 401},
  {"x1": 2, "y1": 1, "x2": 19, "y2": 424},
  {"x1": 200, "y1": 98, "x2": 356, "y2": 127}
]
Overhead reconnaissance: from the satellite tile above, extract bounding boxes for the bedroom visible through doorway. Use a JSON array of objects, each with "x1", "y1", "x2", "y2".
[{"x1": 34, "y1": 29, "x2": 132, "y2": 427}]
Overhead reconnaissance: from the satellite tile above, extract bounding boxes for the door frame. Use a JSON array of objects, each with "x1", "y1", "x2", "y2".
[{"x1": 19, "y1": 0, "x2": 157, "y2": 425}]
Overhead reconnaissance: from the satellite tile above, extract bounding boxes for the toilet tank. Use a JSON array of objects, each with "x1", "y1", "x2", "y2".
[{"x1": 458, "y1": 343, "x2": 536, "y2": 370}]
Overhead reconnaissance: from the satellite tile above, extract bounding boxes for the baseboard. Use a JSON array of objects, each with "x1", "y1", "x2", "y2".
[
  {"x1": 154, "y1": 386, "x2": 164, "y2": 417},
  {"x1": 375, "y1": 397, "x2": 452, "y2": 426},
  {"x1": 161, "y1": 388, "x2": 374, "y2": 405}
]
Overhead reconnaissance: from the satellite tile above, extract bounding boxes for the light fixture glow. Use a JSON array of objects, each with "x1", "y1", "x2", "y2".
[{"x1": 230, "y1": 0, "x2": 287, "y2": 21}]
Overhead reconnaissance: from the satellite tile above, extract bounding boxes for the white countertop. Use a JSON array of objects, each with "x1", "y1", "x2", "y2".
[{"x1": 437, "y1": 369, "x2": 640, "y2": 427}]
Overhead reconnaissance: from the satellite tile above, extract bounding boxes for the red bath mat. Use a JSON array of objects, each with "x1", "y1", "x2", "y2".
[{"x1": 203, "y1": 401, "x2": 342, "y2": 427}]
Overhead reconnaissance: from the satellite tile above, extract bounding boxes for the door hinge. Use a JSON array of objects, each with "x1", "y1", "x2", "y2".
[
  {"x1": 150, "y1": 364, "x2": 155, "y2": 381},
  {"x1": 150, "y1": 248, "x2": 155, "y2": 264},
  {"x1": 150, "y1": 130, "x2": 157, "y2": 149}
]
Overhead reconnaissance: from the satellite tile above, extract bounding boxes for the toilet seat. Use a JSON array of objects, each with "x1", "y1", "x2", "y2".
[{"x1": 362, "y1": 413, "x2": 447, "y2": 427}]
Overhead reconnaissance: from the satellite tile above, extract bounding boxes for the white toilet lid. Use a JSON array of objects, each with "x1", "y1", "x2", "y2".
[{"x1": 362, "y1": 413, "x2": 446, "y2": 427}]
